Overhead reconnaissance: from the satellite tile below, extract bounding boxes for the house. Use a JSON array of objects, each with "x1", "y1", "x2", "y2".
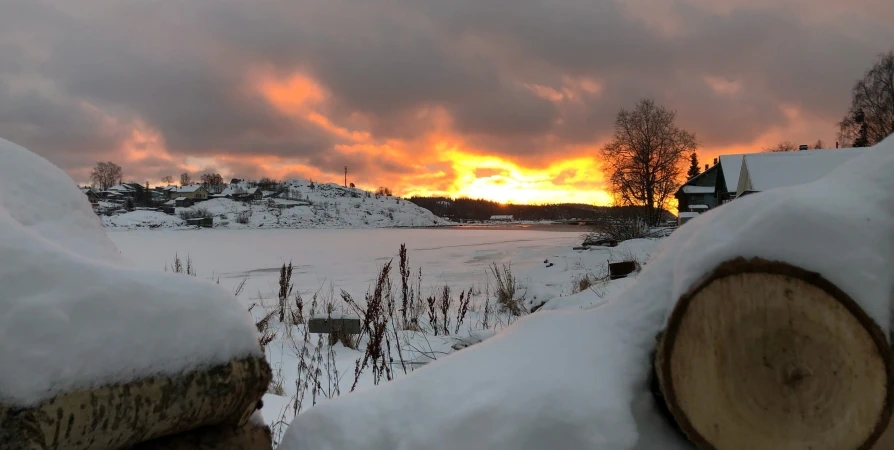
[
  {"x1": 81, "y1": 188, "x2": 100, "y2": 205},
  {"x1": 107, "y1": 184, "x2": 136, "y2": 198},
  {"x1": 489, "y1": 215, "x2": 514, "y2": 221},
  {"x1": 675, "y1": 153, "x2": 746, "y2": 212},
  {"x1": 172, "y1": 185, "x2": 209, "y2": 201},
  {"x1": 735, "y1": 148, "x2": 867, "y2": 198},
  {"x1": 174, "y1": 197, "x2": 194, "y2": 207},
  {"x1": 233, "y1": 187, "x2": 263, "y2": 202},
  {"x1": 161, "y1": 186, "x2": 178, "y2": 199}
]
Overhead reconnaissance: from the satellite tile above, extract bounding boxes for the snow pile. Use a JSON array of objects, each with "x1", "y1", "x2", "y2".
[
  {"x1": 0, "y1": 138, "x2": 261, "y2": 406},
  {"x1": 279, "y1": 137, "x2": 894, "y2": 449},
  {"x1": 104, "y1": 180, "x2": 449, "y2": 230},
  {"x1": 101, "y1": 210, "x2": 186, "y2": 228}
]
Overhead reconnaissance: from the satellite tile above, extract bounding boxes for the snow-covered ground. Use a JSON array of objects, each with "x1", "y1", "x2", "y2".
[
  {"x1": 109, "y1": 228, "x2": 661, "y2": 444},
  {"x1": 101, "y1": 180, "x2": 450, "y2": 230}
]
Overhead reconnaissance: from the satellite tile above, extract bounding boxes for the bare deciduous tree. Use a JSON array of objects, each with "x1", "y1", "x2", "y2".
[
  {"x1": 180, "y1": 172, "x2": 192, "y2": 186},
  {"x1": 376, "y1": 187, "x2": 393, "y2": 196},
  {"x1": 813, "y1": 140, "x2": 826, "y2": 149},
  {"x1": 160, "y1": 175, "x2": 174, "y2": 185},
  {"x1": 838, "y1": 50, "x2": 894, "y2": 147},
  {"x1": 91, "y1": 161, "x2": 123, "y2": 190},
  {"x1": 200, "y1": 173, "x2": 225, "y2": 193},
  {"x1": 601, "y1": 99, "x2": 698, "y2": 226},
  {"x1": 762, "y1": 141, "x2": 798, "y2": 152}
]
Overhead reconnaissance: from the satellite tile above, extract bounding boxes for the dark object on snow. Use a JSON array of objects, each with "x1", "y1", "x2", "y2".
[
  {"x1": 572, "y1": 246, "x2": 590, "y2": 251},
  {"x1": 546, "y1": 263, "x2": 554, "y2": 268},
  {"x1": 309, "y1": 316, "x2": 361, "y2": 346},
  {"x1": 583, "y1": 236, "x2": 618, "y2": 247},
  {"x1": 186, "y1": 217, "x2": 213, "y2": 228},
  {"x1": 608, "y1": 261, "x2": 638, "y2": 280},
  {"x1": 129, "y1": 420, "x2": 273, "y2": 450},
  {"x1": 543, "y1": 259, "x2": 549, "y2": 264}
]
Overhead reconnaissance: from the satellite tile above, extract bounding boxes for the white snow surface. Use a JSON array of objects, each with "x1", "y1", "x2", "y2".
[
  {"x1": 101, "y1": 210, "x2": 186, "y2": 228},
  {"x1": 279, "y1": 137, "x2": 894, "y2": 449},
  {"x1": 0, "y1": 138, "x2": 261, "y2": 406},
  {"x1": 741, "y1": 147, "x2": 867, "y2": 193}
]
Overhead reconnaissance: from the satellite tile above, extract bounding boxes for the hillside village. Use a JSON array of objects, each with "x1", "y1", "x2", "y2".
[{"x1": 87, "y1": 178, "x2": 449, "y2": 230}]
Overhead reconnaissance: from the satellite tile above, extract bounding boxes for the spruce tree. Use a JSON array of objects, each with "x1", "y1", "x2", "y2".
[{"x1": 686, "y1": 152, "x2": 701, "y2": 179}]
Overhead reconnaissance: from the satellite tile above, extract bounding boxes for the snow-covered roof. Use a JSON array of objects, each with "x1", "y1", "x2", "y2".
[
  {"x1": 718, "y1": 155, "x2": 744, "y2": 193},
  {"x1": 490, "y1": 215, "x2": 513, "y2": 220},
  {"x1": 174, "y1": 197, "x2": 187, "y2": 201},
  {"x1": 108, "y1": 184, "x2": 134, "y2": 192},
  {"x1": 681, "y1": 185, "x2": 714, "y2": 194},
  {"x1": 176, "y1": 185, "x2": 206, "y2": 193},
  {"x1": 678, "y1": 212, "x2": 700, "y2": 218},
  {"x1": 689, "y1": 204, "x2": 709, "y2": 210},
  {"x1": 742, "y1": 148, "x2": 867, "y2": 193}
]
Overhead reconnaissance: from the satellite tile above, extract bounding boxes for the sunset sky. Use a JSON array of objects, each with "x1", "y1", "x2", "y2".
[{"x1": 2, "y1": 0, "x2": 893, "y2": 205}]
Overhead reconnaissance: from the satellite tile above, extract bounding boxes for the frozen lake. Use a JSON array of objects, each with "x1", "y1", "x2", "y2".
[{"x1": 109, "y1": 227, "x2": 586, "y2": 305}]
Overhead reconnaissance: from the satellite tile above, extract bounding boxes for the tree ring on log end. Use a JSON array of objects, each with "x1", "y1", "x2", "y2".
[{"x1": 655, "y1": 257, "x2": 893, "y2": 450}]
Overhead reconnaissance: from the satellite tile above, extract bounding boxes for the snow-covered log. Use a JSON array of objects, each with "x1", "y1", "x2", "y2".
[
  {"x1": 654, "y1": 258, "x2": 893, "y2": 449},
  {"x1": 127, "y1": 419, "x2": 272, "y2": 450},
  {"x1": 0, "y1": 356, "x2": 271, "y2": 450},
  {"x1": 0, "y1": 138, "x2": 270, "y2": 448}
]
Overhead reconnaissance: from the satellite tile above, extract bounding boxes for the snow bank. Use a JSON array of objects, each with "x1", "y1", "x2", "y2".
[
  {"x1": 101, "y1": 210, "x2": 186, "y2": 228},
  {"x1": 279, "y1": 137, "x2": 894, "y2": 449},
  {"x1": 0, "y1": 138, "x2": 261, "y2": 406}
]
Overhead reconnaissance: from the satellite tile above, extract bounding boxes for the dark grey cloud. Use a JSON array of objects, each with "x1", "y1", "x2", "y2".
[{"x1": 1, "y1": 0, "x2": 893, "y2": 185}]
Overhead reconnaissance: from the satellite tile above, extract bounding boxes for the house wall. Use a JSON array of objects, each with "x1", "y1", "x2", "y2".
[
  {"x1": 735, "y1": 160, "x2": 753, "y2": 197},
  {"x1": 179, "y1": 189, "x2": 208, "y2": 200},
  {"x1": 676, "y1": 166, "x2": 719, "y2": 212}
]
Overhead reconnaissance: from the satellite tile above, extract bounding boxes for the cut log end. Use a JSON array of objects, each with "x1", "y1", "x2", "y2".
[{"x1": 655, "y1": 258, "x2": 893, "y2": 450}]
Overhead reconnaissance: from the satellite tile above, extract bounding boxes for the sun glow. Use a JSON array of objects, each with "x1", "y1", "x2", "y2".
[
  {"x1": 250, "y1": 74, "x2": 617, "y2": 206},
  {"x1": 404, "y1": 144, "x2": 613, "y2": 205}
]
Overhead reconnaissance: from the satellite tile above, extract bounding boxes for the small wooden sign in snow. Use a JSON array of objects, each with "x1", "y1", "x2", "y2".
[{"x1": 308, "y1": 315, "x2": 361, "y2": 335}]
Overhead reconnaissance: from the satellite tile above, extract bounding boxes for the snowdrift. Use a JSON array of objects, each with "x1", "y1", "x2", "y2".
[
  {"x1": 280, "y1": 137, "x2": 894, "y2": 449},
  {"x1": 0, "y1": 138, "x2": 270, "y2": 448}
]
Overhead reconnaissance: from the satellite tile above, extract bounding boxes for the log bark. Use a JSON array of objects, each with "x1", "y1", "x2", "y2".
[
  {"x1": 654, "y1": 258, "x2": 893, "y2": 450},
  {"x1": 127, "y1": 421, "x2": 273, "y2": 450},
  {"x1": 1, "y1": 356, "x2": 271, "y2": 450}
]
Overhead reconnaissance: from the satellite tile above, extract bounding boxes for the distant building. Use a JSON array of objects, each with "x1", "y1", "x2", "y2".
[
  {"x1": 489, "y1": 215, "x2": 514, "y2": 221},
  {"x1": 233, "y1": 187, "x2": 263, "y2": 202},
  {"x1": 172, "y1": 185, "x2": 209, "y2": 201},
  {"x1": 81, "y1": 188, "x2": 100, "y2": 205},
  {"x1": 107, "y1": 184, "x2": 136, "y2": 198}
]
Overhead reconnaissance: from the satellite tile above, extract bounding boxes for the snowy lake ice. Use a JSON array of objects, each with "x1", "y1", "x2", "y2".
[{"x1": 109, "y1": 227, "x2": 587, "y2": 306}]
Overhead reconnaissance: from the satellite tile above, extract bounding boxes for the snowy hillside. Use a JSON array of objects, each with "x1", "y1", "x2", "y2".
[{"x1": 101, "y1": 179, "x2": 449, "y2": 230}]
